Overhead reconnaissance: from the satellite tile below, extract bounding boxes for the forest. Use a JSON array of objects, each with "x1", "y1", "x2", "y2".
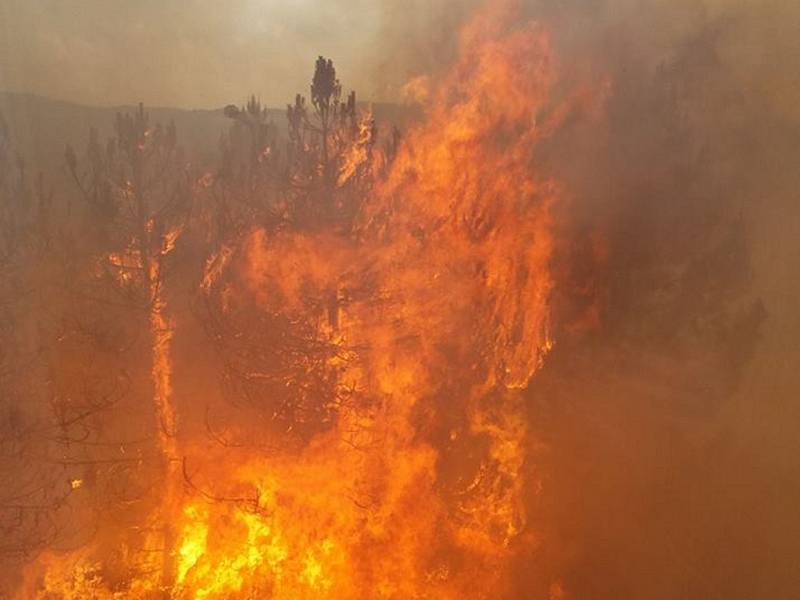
[{"x1": 1, "y1": 0, "x2": 799, "y2": 598}]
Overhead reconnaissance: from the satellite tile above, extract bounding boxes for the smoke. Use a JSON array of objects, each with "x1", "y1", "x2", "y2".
[
  {"x1": 311, "y1": 0, "x2": 800, "y2": 592},
  {"x1": 362, "y1": 0, "x2": 800, "y2": 596},
  {"x1": 1, "y1": 0, "x2": 798, "y2": 597},
  {"x1": 0, "y1": 0, "x2": 385, "y2": 108},
  {"x1": 497, "y1": 1, "x2": 800, "y2": 598}
]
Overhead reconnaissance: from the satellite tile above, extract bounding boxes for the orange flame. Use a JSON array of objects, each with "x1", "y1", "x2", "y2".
[{"x1": 24, "y1": 2, "x2": 565, "y2": 598}]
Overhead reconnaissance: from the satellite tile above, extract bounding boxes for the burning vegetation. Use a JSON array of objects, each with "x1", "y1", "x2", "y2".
[
  {"x1": 1, "y1": 0, "x2": 797, "y2": 598},
  {"x1": 2, "y1": 3, "x2": 566, "y2": 598}
]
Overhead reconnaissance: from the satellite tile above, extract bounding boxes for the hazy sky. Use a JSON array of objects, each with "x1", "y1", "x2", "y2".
[
  {"x1": 0, "y1": 0, "x2": 447, "y2": 109},
  {"x1": 1, "y1": 0, "x2": 797, "y2": 118}
]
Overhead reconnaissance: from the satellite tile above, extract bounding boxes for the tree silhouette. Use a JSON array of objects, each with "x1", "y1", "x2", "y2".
[
  {"x1": 66, "y1": 104, "x2": 192, "y2": 589},
  {"x1": 200, "y1": 57, "x2": 382, "y2": 446}
]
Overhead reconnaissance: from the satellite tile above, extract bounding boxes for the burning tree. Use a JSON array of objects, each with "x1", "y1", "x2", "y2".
[
  {"x1": 182, "y1": 11, "x2": 557, "y2": 597},
  {"x1": 0, "y1": 110, "x2": 122, "y2": 590},
  {"x1": 200, "y1": 58, "x2": 379, "y2": 444},
  {"x1": 211, "y1": 96, "x2": 282, "y2": 242},
  {"x1": 19, "y1": 4, "x2": 566, "y2": 598},
  {"x1": 64, "y1": 105, "x2": 192, "y2": 590},
  {"x1": 0, "y1": 111, "x2": 60, "y2": 563},
  {"x1": 285, "y1": 56, "x2": 377, "y2": 226}
]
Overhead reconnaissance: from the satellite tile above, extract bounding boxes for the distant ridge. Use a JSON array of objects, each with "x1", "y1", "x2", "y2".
[
  {"x1": 0, "y1": 91, "x2": 417, "y2": 176},
  {"x1": 0, "y1": 91, "x2": 237, "y2": 172}
]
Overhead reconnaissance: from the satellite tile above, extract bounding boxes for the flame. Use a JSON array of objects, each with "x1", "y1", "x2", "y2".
[
  {"x1": 172, "y1": 4, "x2": 557, "y2": 596},
  {"x1": 337, "y1": 109, "x2": 376, "y2": 187},
  {"x1": 24, "y1": 2, "x2": 565, "y2": 598}
]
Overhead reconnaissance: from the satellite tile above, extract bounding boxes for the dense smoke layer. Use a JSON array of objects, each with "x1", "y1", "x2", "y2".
[{"x1": 516, "y1": 1, "x2": 800, "y2": 598}]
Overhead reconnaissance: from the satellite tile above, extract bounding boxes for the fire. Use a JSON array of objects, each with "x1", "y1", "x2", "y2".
[{"x1": 22, "y1": 1, "x2": 564, "y2": 598}]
